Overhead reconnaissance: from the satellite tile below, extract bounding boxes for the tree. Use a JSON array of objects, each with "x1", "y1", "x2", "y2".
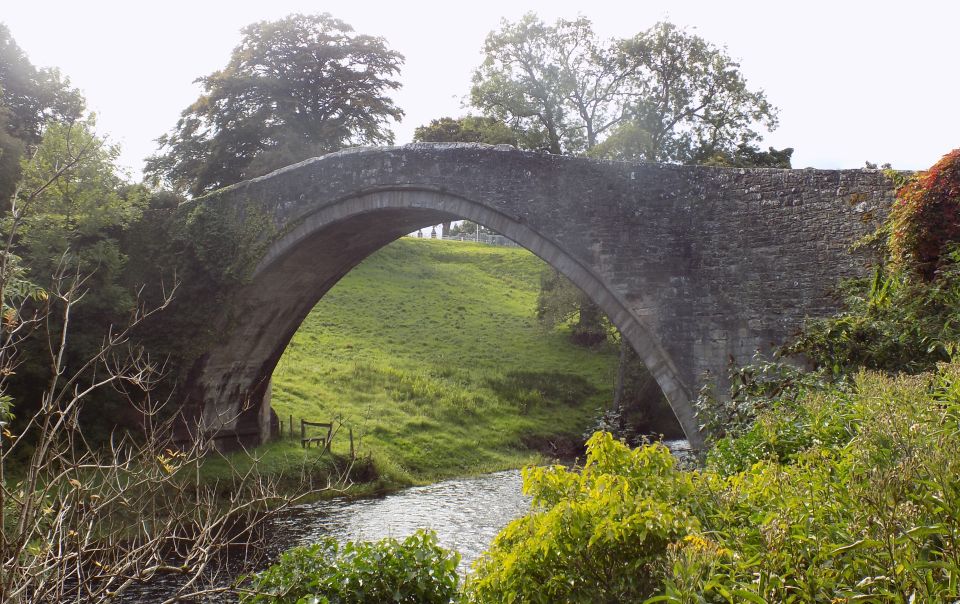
[
  {"x1": 590, "y1": 22, "x2": 777, "y2": 164},
  {"x1": 413, "y1": 115, "x2": 518, "y2": 147},
  {"x1": 471, "y1": 16, "x2": 777, "y2": 164},
  {"x1": 1, "y1": 119, "x2": 152, "y2": 436},
  {"x1": 700, "y1": 143, "x2": 793, "y2": 169},
  {"x1": 536, "y1": 269, "x2": 608, "y2": 347},
  {"x1": 0, "y1": 23, "x2": 85, "y2": 200},
  {"x1": 0, "y1": 117, "x2": 344, "y2": 603},
  {"x1": 413, "y1": 116, "x2": 518, "y2": 237},
  {"x1": 471, "y1": 14, "x2": 635, "y2": 155},
  {"x1": 145, "y1": 14, "x2": 404, "y2": 197}
]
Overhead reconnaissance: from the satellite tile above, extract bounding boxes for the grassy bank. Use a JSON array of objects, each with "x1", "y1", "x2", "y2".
[{"x1": 268, "y1": 237, "x2": 619, "y2": 486}]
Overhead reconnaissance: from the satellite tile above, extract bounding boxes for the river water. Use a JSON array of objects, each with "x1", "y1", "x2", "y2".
[
  {"x1": 127, "y1": 439, "x2": 690, "y2": 601},
  {"x1": 271, "y1": 469, "x2": 530, "y2": 573}
]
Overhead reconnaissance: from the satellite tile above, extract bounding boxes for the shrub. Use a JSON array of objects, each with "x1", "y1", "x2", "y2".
[
  {"x1": 890, "y1": 148, "x2": 960, "y2": 280},
  {"x1": 469, "y1": 363, "x2": 960, "y2": 602},
  {"x1": 789, "y1": 253, "x2": 960, "y2": 375},
  {"x1": 242, "y1": 530, "x2": 460, "y2": 604},
  {"x1": 674, "y1": 367, "x2": 960, "y2": 602},
  {"x1": 465, "y1": 432, "x2": 697, "y2": 603},
  {"x1": 695, "y1": 352, "x2": 827, "y2": 443}
]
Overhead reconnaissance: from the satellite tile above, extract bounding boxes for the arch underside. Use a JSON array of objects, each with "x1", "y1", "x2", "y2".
[{"x1": 188, "y1": 189, "x2": 703, "y2": 450}]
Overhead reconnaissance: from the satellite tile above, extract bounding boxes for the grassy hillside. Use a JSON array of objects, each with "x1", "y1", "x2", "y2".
[{"x1": 270, "y1": 238, "x2": 619, "y2": 484}]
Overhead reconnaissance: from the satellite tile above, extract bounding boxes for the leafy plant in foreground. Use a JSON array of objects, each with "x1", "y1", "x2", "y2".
[
  {"x1": 465, "y1": 432, "x2": 696, "y2": 603},
  {"x1": 242, "y1": 530, "x2": 460, "y2": 604}
]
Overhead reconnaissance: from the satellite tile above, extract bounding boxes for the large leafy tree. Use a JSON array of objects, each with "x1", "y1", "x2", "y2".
[
  {"x1": 145, "y1": 13, "x2": 404, "y2": 197},
  {"x1": 471, "y1": 14, "x2": 634, "y2": 155},
  {"x1": 591, "y1": 22, "x2": 777, "y2": 163},
  {"x1": 472, "y1": 15, "x2": 777, "y2": 164},
  {"x1": 5, "y1": 120, "x2": 148, "y2": 427},
  {"x1": 0, "y1": 24, "x2": 85, "y2": 201}
]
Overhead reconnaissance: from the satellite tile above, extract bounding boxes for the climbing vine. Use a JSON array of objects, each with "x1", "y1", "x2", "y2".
[
  {"x1": 889, "y1": 148, "x2": 960, "y2": 279},
  {"x1": 127, "y1": 195, "x2": 278, "y2": 370}
]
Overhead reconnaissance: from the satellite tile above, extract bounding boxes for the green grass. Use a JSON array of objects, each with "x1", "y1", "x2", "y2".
[{"x1": 270, "y1": 238, "x2": 618, "y2": 485}]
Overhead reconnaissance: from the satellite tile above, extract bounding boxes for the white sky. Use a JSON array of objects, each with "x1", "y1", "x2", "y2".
[{"x1": 3, "y1": 0, "x2": 958, "y2": 178}]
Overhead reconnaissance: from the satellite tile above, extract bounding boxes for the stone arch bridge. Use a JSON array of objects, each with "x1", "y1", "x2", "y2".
[{"x1": 175, "y1": 143, "x2": 893, "y2": 450}]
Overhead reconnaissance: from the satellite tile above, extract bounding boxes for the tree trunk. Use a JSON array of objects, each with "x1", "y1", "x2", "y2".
[
  {"x1": 571, "y1": 296, "x2": 606, "y2": 346},
  {"x1": 441, "y1": 221, "x2": 451, "y2": 238}
]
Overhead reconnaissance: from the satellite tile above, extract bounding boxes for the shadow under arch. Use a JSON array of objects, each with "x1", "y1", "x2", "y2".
[{"x1": 191, "y1": 188, "x2": 703, "y2": 450}]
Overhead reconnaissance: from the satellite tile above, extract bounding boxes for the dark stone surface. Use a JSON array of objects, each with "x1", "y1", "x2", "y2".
[{"x1": 175, "y1": 143, "x2": 893, "y2": 450}]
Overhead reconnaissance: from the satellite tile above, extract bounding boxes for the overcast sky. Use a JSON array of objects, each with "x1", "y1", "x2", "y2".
[{"x1": 3, "y1": 0, "x2": 958, "y2": 178}]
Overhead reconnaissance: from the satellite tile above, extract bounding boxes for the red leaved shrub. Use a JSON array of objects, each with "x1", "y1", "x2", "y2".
[{"x1": 889, "y1": 148, "x2": 960, "y2": 280}]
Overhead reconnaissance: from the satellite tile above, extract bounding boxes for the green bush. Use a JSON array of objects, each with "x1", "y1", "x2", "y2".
[
  {"x1": 465, "y1": 432, "x2": 697, "y2": 603},
  {"x1": 241, "y1": 530, "x2": 460, "y2": 604},
  {"x1": 465, "y1": 362, "x2": 960, "y2": 603},
  {"x1": 788, "y1": 254, "x2": 960, "y2": 375},
  {"x1": 694, "y1": 352, "x2": 826, "y2": 444},
  {"x1": 674, "y1": 367, "x2": 960, "y2": 603}
]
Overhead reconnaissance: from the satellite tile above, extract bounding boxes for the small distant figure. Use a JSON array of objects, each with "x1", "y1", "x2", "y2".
[
  {"x1": 430, "y1": 226, "x2": 437, "y2": 239},
  {"x1": 417, "y1": 230, "x2": 423, "y2": 238}
]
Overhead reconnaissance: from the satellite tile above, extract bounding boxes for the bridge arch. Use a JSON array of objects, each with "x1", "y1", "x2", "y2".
[{"x1": 174, "y1": 144, "x2": 893, "y2": 452}]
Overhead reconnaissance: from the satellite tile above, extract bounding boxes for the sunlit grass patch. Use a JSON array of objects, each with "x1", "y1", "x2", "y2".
[{"x1": 271, "y1": 238, "x2": 618, "y2": 484}]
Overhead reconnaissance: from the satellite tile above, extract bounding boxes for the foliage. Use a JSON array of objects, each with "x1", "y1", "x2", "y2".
[
  {"x1": 413, "y1": 115, "x2": 518, "y2": 146},
  {"x1": 447, "y1": 220, "x2": 494, "y2": 237},
  {"x1": 0, "y1": 24, "x2": 85, "y2": 199},
  {"x1": 789, "y1": 249, "x2": 960, "y2": 376},
  {"x1": 695, "y1": 352, "x2": 826, "y2": 444},
  {"x1": 699, "y1": 143, "x2": 794, "y2": 169},
  {"x1": 889, "y1": 148, "x2": 960, "y2": 280},
  {"x1": 242, "y1": 530, "x2": 460, "y2": 604},
  {"x1": 471, "y1": 14, "x2": 628, "y2": 154},
  {"x1": 686, "y1": 366, "x2": 960, "y2": 602},
  {"x1": 0, "y1": 118, "x2": 314, "y2": 603},
  {"x1": 598, "y1": 22, "x2": 776, "y2": 164},
  {"x1": 535, "y1": 267, "x2": 608, "y2": 346},
  {"x1": 468, "y1": 363, "x2": 960, "y2": 603},
  {"x1": 0, "y1": 119, "x2": 155, "y2": 438},
  {"x1": 466, "y1": 432, "x2": 697, "y2": 603},
  {"x1": 471, "y1": 15, "x2": 777, "y2": 162},
  {"x1": 146, "y1": 13, "x2": 404, "y2": 196},
  {"x1": 13, "y1": 120, "x2": 143, "y2": 298},
  {"x1": 582, "y1": 406, "x2": 638, "y2": 445},
  {"x1": 0, "y1": 24, "x2": 84, "y2": 144}
]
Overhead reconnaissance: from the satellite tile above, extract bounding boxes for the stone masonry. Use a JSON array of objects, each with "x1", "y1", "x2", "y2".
[{"x1": 175, "y1": 143, "x2": 895, "y2": 450}]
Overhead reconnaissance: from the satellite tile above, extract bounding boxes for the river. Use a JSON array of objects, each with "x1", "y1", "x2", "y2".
[
  {"x1": 125, "y1": 439, "x2": 690, "y2": 601},
  {"x1": 271, "y1": 469, "x2": 530, "y2": 573}
]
